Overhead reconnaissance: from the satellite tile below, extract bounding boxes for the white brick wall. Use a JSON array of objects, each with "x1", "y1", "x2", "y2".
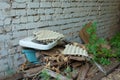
[{"x1": 0, "y1": 0, "x2": 119, "y2": 78}]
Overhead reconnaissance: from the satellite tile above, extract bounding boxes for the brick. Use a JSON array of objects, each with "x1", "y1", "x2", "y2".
[
  {"x1": 7, "y1": 55, "x2": 14, "y2": 68},
  {"x1": 15, "y1": 54, "x2": 26, "y2": 67},
  {"x1": 27, "y1": 16, "x2": 34, "y2": 22},
  {"x1": 27, "y1": 9, "x2": 37, "y2": 15},
  {"x1": 55, "y1": 8, "x2": 63, "y2": 14},
  {"x1": 12, "y1": 18, "x2": 20, "y2": 24},
  {"x1": 0, "y1": 12, "x2": 6, "y2": 20},
  {"x1": 16, "y1": 9, "x2": 26, "y2": 16},
  {"x1": 70, "y1": 2, "x2": 78, "y2": 7},
  {"x1": 0, "y1": 27, "x2": 3, "y2": 34},
  {"x1": 40, "y1": 15, "x2": 46, "y2": 21},
  {"x1": 40, "y1": 2, "x2": 52, "y2": 7},
  {"x1": 38, "y1": 21, "x2": 49, "y2": 27},
  {"x1": 27, "y1": 2, "x2": 39, "y2": 8},
  {"x1": 44, "y1": 26, "x2": 60, "y2": 31},
  {"x1": 4, "y1": 25, "x2": 12, "y2": 32},
  {"x1": 34, "y1": 0, "x2": 40, "y2": 2},
  {"x1": 64, "y1": 14, "x2": 72, "y2": 19},
  {"x1": 0, "y1": 41, "x2": 4, "y2": 50},
  {"x1": 12, "y1": 31, "x2": 28, "y2": 38},
  {"x1": 62, "y1": 2, "x2": 70, "y2": 8},
  {"x1": 10, "y1": 38, "x2": 19, "y2": 46},
  {"x1": 26, "y1": 22, "x2": 37, "y2": 29},
  {"x1": 28, "y1": 29, "x2": 34, "y2": 36},
  {"x1": 14, "y1": 0, "x2": 27, "y2": 3},
  {"x1": 0, "y1": 2, "x2": 10, "y2": 9},
  {"x1": 63, "y1": 8, "x2": 80, "y2": 13},
  {"x1": 52, "y1": 14, "x2": 67, "y2": 20},
  {"x1": 38, "y1": 9, "x2": 45, "y2": 14},
  {"x1": 8, "y1": 48, "x2": 16, "y2": 54},
  {"x1": 0, "y1": 34, "x2": 11, "y2": 41},
  {"x1": 4, "y1": 18, "x2": 11, "y2": 25},
  {"x1": 0, "y1": 20, "x2": 3, "y2": 26},
  {"x1": 12, "y1": 2, "x2": 26, "y2": 8},
  {"x1": 10, "y1": 10, "x2": 16, "y2": 17},
  {"x1": 16, "y1": 46, "x2": 22, "y2": 52},
  {"x1": 0, "y1": 58, "x2": 9, "y2": 72},
  {"x1": 20, "y1": 16, "x2": 27, "y2": 23},
  {"x1": 45, "y1": 9, "x2": 54, "y2": 14},
  {"x1": 33, "y1": 15, "x2": 40, "y2": 22},
  {"x1": 12, "y1": 24, "x2": 26, "y2": 31},
  {"x1": 14, "y1": 53, "x2": 26, "y2": 67},
  {"x1": 52, "y1": 2, "x2": 61, "y2": 7},
  {"x1": 45, "y1": 15, "x2": 52, "y2": 20},
  {"x1": 48, "y1": 20, "x2": 66, "y2": 26},
  {"x1": 26, "y1": 22, "x2": 40, "y2": 29}
]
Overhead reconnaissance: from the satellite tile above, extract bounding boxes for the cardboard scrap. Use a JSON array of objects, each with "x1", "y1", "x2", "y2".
[{"x1": 79, "y1": 22, "x2": 92, "y2": 44}]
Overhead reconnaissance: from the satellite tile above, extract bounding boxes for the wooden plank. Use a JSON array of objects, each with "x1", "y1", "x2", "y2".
[
  {"x1": 71, "y1": 62, "x2": 82, "y2": 68},
  {"x1": 69, "y1": 56, "x2": 86, "y2": 61},
  {"x1": 77, "y1": 63, "x2": 89, "y2": 80},
  {"x1": 45, "y1": 69, "x2": 73, "y2": 80}
]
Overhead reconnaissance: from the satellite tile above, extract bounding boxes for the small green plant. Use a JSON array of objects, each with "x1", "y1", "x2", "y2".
[
  {"x1": 56, "y1": 74, "x2": 61, "y2": 80},
  {"x1": 40, "y1": 69, "x2": 50, "y2": 80},
  {"x1": 110, "y1": 33, "x2": 120, "y2": 48},
  {"x1": 110, "y1": 33, "x2": 120, "y2": 60},
  {"x1": 85, "y1": 22, "x2": 112, "y2": 65},
  {"x1": 64, "y1": 66, "x2": 72, "y2": 79}
]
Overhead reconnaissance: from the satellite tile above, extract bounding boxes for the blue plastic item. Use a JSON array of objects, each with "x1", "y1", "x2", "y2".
[{"x1": 22, "y1": 49, "x2": 39, "y2": 64}]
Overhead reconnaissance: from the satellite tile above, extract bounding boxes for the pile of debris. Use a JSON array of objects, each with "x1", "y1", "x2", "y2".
[{"x1": 19, "y1": 42, "x2": 99, "y2": 80}]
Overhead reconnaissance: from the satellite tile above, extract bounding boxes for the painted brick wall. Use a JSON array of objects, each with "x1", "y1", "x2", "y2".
[{"x1": 0, "y1": 0, "x2": 119, "y2": 78}]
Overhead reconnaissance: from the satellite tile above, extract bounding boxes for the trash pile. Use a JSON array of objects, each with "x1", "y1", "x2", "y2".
[{"x1": 19, "y1": 42, "x2": 99, "y2": 80}]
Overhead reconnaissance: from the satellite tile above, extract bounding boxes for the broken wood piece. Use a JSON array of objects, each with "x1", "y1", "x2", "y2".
[
  {"x1": 87, "y1": 65, "x2": 98, "y2": 79},
  {"x1": 69, "y1": 56, "x2": 86, "y2": 61},
  {"x1": 51, "y1": 66, "x2": 60, "y2": 73},
  {"x1": 79, "y1": 22, "x2": 92, "y2": 44},
  {"x1": 51, "y1": 61, "x2": 67, "y2": 67},
  {"x1": 77, "y1": 63, "x2": 90, "y2": 80},
  {"x1": 71, "y1": 69, "x2": 79, "y2": 79},
  {"x1": 44, "y1": 69, "x2": 73, "y2": 80},
  {"x1": 24, "y1": 66, "x2": 44, "y2": 77},
  {"x1": 71, "y1": 62, "x2": 82, "y2": 68}
]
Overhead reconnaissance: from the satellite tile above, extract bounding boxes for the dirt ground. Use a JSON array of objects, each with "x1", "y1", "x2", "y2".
[{"x1": 101, "y1": 65, "x2": 120, "y2": 80}]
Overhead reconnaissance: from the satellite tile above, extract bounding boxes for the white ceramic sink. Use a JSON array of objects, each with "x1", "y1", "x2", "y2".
[{"x1": 19, "y1": 36, "x2": 58, "y2": 50}]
